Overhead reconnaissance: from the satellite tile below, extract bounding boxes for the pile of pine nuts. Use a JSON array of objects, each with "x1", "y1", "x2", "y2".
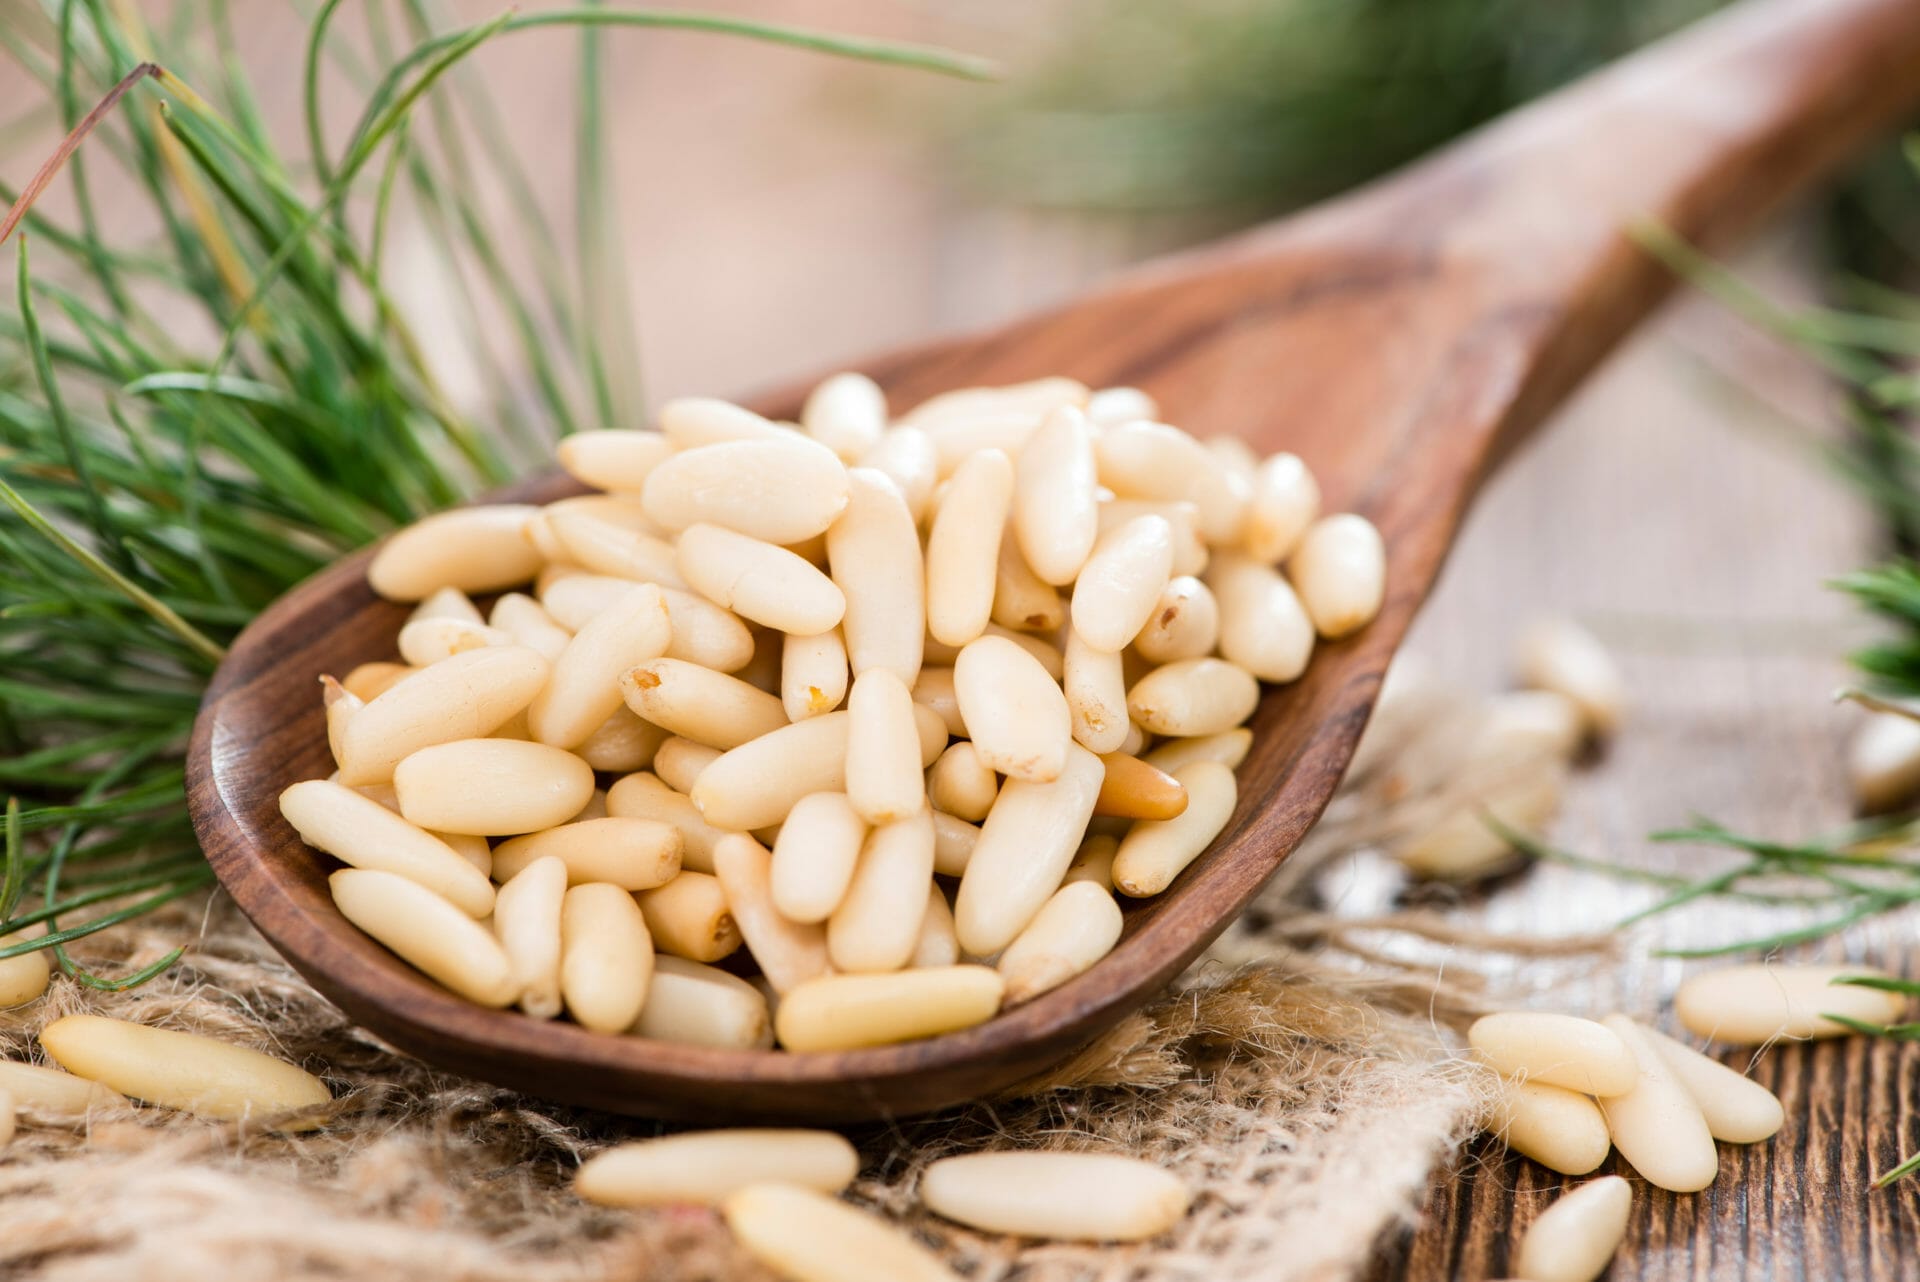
[{"x1": 284, "y1": 375, "x2": 1385, "y2": 1050}]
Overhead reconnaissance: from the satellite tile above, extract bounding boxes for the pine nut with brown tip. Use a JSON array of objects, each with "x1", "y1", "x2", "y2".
[
  {"x1": 782, "y1": 628, "x2": 849, "y2": 721},
  {"x1": 636, "y1": 870, "x2": 742, "y2": 963},
  {"x1": 1111, "y1": 760, "x2": 1236, "y2": 896},
  {"x1": 489, "y1": 817, "x2": 683, "y2": 890},
  {"x1": 620, "y1": 657, "x2": 787, "y2": 751}
]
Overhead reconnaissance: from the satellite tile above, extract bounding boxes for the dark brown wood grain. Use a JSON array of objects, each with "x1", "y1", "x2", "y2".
[{"x1": 186, "y1": 0, "x2": 1920, "y2": 1122}]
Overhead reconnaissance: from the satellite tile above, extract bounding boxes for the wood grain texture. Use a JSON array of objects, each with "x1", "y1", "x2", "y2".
[{"x1": 186, "y1": 0, "x2": 1920, "y2": 1123}]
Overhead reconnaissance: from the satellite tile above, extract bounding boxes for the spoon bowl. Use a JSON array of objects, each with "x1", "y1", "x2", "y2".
[{"x1": 188, "y1": 0, "x2": 1920, "y2": 1121}]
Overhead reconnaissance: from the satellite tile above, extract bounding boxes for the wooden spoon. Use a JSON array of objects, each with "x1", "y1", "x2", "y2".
[{"x1": 188, "y1": 0, "x2": 1920, "y2": 1122}]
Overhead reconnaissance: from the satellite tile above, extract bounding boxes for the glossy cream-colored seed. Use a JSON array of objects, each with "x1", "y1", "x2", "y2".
[
  {"x1": 1673, "y1": 963, "x2": 1907, "y2": 1044},
  {"x1": 927, "y1": 742, "x2": 997, "y2": 823},
  {"x1": 658, "y1": 396, "x2": 787, "y2": 447},
  {"x1": 1849, "y1": 712, "x2": 1920, "y2": 812},
  {"x1": 1118, "y1": 719, "x2": 1148, "y2": 756},
  {"x1": 1396, "y1": 772, "x2": 1562, "y2": 881},
  {"x1": 620, "y1": 657, "x2": 788, "y2": 751},
  {"x1": 802, "y1": 372, "x2": 887, "y2": 463},
  {"x1": 921, "y1": 1151, "x2": 1188, "y2": 1242},
  {"x1": 858, "y1": 425, "x2": 939, "y2": 523},
  {"x1": 977, "y1": 623, "x2": 1066, "y2": 679},
  {"x1": 530, "y1": 584, "x2": 672, "y2": 749},
  {"x1": 771, "y1": 792, "x2": 868, "y2": 924},
  {"x1": 1488, "y1": 1077, "x2": 1611, "y2": 1176},
  {"x1": 394, "y1": 739, "x2": 595, "y2": 836},
  {"x1": 955, "y1": 744, "x2": 1104, "y2": 955},
  {"x1": 492, "y1": 855, "x2": 567, "y2": 1019},
  {"x1": 1242, "y1": 452, "x2": 1321, "y2": 563},
  {"x1": 643, "y1": 434, "x2": 849, "y2": 544},
  {"x1": 396, "y1": 617, "x2": 509, "y2": 667},
  {"x1": 557, "y1": 428, "x2": 673, "y2": 491},
  {"x1": 577, "y1": 707, "x2": 668, "y2": 774},
  {"x1": 336, "y1": 645, "x2": 549, "y2": 786},
  {"x1": 1097, "y1": 500, "x2": 1207, "y2": 578},
  {"x1": 828, "y1": 468, "x2": 925, "y2": 682},
  {"x1": 912, "y1": 885, "x2": 961, "y2": 968},
  {"x1": 926, "y1": 450, "x2": 1014, "y2": 648},
  {"x1": 408, "y1": 585, "x2": 483, "y2": 624},
  {"x1": 606, "y1": 772, "x2": 727, "y2": 874},
  {"x1": 368, "y1": 504, "x2": 544, "y2": 601},
  {"x1": 636, "y1": 870, "x2": 742, "y2": 963},
  {"x1": 1467, "y1": 1012, "x2": 1638, "y2": 1097},
  {"x1": 955, "y1": 635, "x2": 1071, "y2": 783},
  {"x1": 828, "y1": 809, "x2": 935, "y2": 973},
  {"x1": 1207, "y1": 552, "x2": 1315, "y2": 682},
  {"x1": 694, "y1": 705, "x2": 944, "y2": 833},
  {"x1": 0, "y1": 1061, "x2": 126, "y2": 1123},
  {"x1": 930, "y1": 810, "x2": 981, "y2": 878},
  {"x1": 775, "y1": 965, "x2": 1004, "y2": 1052},
  {"x1": 1287, "y1": 514, "x2": 1385, "y2": 639},
  {"x1": 909, "y1": 377, "x2": 1086, "y2": 426},
  {"x1": 322, "y1": 676, "x2": 360, "y2": 768},
  {"x1": 783, "y1": 629, "x2": 850, "y2": 721},
  {"x1": 1637, "y1": 1021, "x2": 1784, "y2": 1143},
  {"x1": 1071, "y1": 515, "x2": 1174, "y2": 653},
  {"x1": 332, "y1": 869, "x2": 517, "y2": 1006},
  {"x1": 542, "y1": 574, "x2": 756, "y2": 671},
  {"x1": 0, "y1": 925, "x2": 51, "y2": 1007},
  {"x1": 573, "y1": 790, "x2": 610, "y2": 822},
  {"x1": 490, "y1": 817, "x2": 683, "y2": 890},
  {"x1": 1141, "y1": 727, "x2": 1252, "y2": 774},
  {"x1": 1111, "y1": 760, "x2": 1236, "y2": 897},
  {"x1": 677, "y1": 523, "x2": 847, "y2": 635},
  {"x1": 579, "y1": 1128, "x2": 857, "y2": 1207},
  {"x1": 39, "y1": 1015, "x2": 331, "y2": 1128},
  {"x1": 1514, "y1": 1176, "x2": 1632, "y2": 1282},
  {"x1": 911, "y1": 666, "x2": 966, "y2": 737},
  {"x1": 279, "y1": 779, "x2": 495, "y2": 917},
  {"x1": 1086, "y1": 385, "x2": 1158, "y2": 426},
  {"x1": 1094, "y1": 754, "x2": 1188, "y2": 822},
  {"x1": 992, "y1": 530, "x2": 1067, "y2": 632},
  {"x1": 652, "y1": 737, "x2": 721, "y2": 794},
  {"x1": 342, "y1": 661, "x2": 413, "y2": 701},
  {"x1": 488, "y1": 593, "x2": 572, "y2": 661},
  {"x1": 846, "y1": 670, "x2": 928, "y2": 825},
  {"x1": 714, "y1": 835, "x2": 831, "y2": 993},
  {"x1": 1481, "y1": 689, "x2": 1587, "y2": 761},
  {"x1": 1014, "y1": 405, "x2": 1099, "y2": 586},
  {"x1": 1094, "y1": 421, "x2": 1245, "y2": 545},
  {"x1": 921, "y1": 412, "x2": 1040, "y2": 480},
  {"x1": 1133, "y1": 576, "x2": 1219, "y2": 664},
  {"x1": 997, "y1": 880, "x2": 1123, "y2": 1005},
  {"x1": 1063, "y1": 834, "x2": 1118, "y2": 889},
  {"x1": 724, "y1": 1182, "x2": 960, "y2": 1282},
  {"x1": 1515, "y1": 616, "x2": 1624, "y2": 738},
  {"x1": 1127, "y1": 658, "x2": 1260, "y2": 738},
  {"x1": 1595, "y1": 1014, "x2": 1717, "y2": 1192},
  {"x1": 632, "y1": 955, "x2": 771, "y2": 1048},
  {"x1": 546, "y1": 511, "x2": 688, "y2": 590},
  {"x1": 559, "y1": 883, "x2": 654, "y2": 1034}
]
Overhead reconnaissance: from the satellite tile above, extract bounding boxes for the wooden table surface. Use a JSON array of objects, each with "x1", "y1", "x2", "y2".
[{"x1": 7, "y1": 2, "x2": 1916, "y2": 1275}]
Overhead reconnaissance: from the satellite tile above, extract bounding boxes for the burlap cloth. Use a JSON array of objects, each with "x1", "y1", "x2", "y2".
[{"x1": 0, "y1": 679, "x2": 1580, "y2": 1282}]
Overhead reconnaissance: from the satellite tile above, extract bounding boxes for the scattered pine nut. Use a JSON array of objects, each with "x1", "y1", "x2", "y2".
[
  {"x1": 1637, "y1": 1021, "x2": 1784, "y2": 1144},
  {"x1": 724, "y1": 1182, "x2": 959, "y2": 1282},
  {"x1": 1593, "y1": 1013, "x2": 1717, "y2": 1192},
  {"x1": 578, "y1": 1129, "x2": 857, "y2": 1206},
  {"x1": 1513, "y1": 1175, "x2": 1631, "y2": 1282},
  {"x1": 0, "y1": 925, "x2": 52, "y2": 1008},
  {"x1": 0, "y1": 1059, "x2": 128, "y2": 1123},
  {"x1": 1514, "y1": 616, "x2": 1623, "y2": 739},
  {"x1": 1467, "y1": 1012, "x2": 1638, "y2": 1097},
  {"x1": 39, "y1": 1014, "x2": 330, "y2": 1128},
  {"x1": 1672, "y1": 963, "x2": 1907, "y2": 1044},
  {"x1": 919, "y1": 1151, "x2": 1188, "y2": 1242},
  {"x1": 1488, "y1": 1077, "x2": 1611, "y2": 1176},
  {"x1": 1848, "y1": 710, "x2": 1920, "y2": 812}
]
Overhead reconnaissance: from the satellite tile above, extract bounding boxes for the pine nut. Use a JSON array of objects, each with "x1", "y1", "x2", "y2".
[
  {"x1": 577, "y1": 707, "x2": 668, "y2": 773},
  {"x1": 543, "y1": 574, "x2": 755, "y2": 671},
  {"x1": 1849, "y1": 712, "x2": 1920, "y2": 812},
  {"x1": 1467, "y1": 1012, "x2": 1638, "y2": 1097},
  {"x1": 368, "y1": 504, "x2": 544, "y2": 601},
  {"x1": 1127, "y1": 657, "x2": 1259, "y2": 737},
  {"x1": 930, "y1": 810, "x2": 981, "y2": 878},
  {"x1": 322, "y1": 676, "x2": 359, "y2": 769},
  {"x1": 490, "y1": 817, "x2": 682, "y2": 890},
  {"x1": 0, "y1": 1061, "x2": 126, "y2": 1123},
  {"x1": 1242, "y1": 452, "x2": 1320, "y2": 563},
  {"x1": 395, "y1": 617, "x2": 508, "y2": 668},
  {"x1": 546, "y1": 510, "x2": 689, "y2": 591},
  {"x1": 393, "y1": 739, "x2": 595, "y2": 836},
  {"x1": 783, "y1": 629, "x2": 850, "y2": 721},
  {"x1": 1482, "y1": 689, "x2": 1586, "y2": 761},
  {"x1": 1098, "y1": 500, "x2": 1207, "y2": 578},
  {"x1": 558, "y1": 883, "x2": 654, "y2": 1034},
  {"x1": 906, "y1": 376, "x2": 1087, "y2": 427},
  {"x1": 1672, "y1": 963, "x2": 1907, "y2": 1044},
  {"x1": 1287, "y1": 513, "x2": 1385, "y2": 639},
  {"x1": 911, "y1": 666, "x2": 966, "y2": 737},
  {"x1": 955, "y1": 634, "x2": 1071, "y2": 783},
  {"x1": 920, "y1": 1151, "x2": 1188, "y2": 1242},
  {"x1": 1488, "y1": 1077, "x2": 1611, "y2": 1175},
  {"x1": 1094, "y1": 421, "x2": 1245, "y2": 544},
  {"x1": 829, "y1": 808, "x2": 935, "y2": 973},
  {"x1": 1063, "y1": 834, "x2": 1118, "y2": 889},
  {"x1": 927, "y1": 742, "x2": 997, "y2": 823},
  {"x1": 1141, "y1": 727, "x2": 1253, "y2": 774},
  {"x1": 1208, "y1": 551, "x2": 1314, "y2": 682},
  {"x1": 1133, "y1": 575, "x2": 1219, "y2": 664},
  {"x1": 636, "y1": 870, "x2": 742, "y2": 963},
  {"x1": 724, "y1": 1182, "x2": 960, "y2": 1282},
  {"x1": 677, "y1": 523, "x2": 847, "y2": 634},
  {"x1": 997, "y1": 880, "x2": 1123, "y2": 1005},
  {"x1": 926, "y1": 449, "x2": 1014, "y2": 646},
  {"x1": 692, "y1": 713, "x2": 852, "y2": 832},
  {"x1": 803, "y1": 372, "x2": 887, "y2": 464},
  {"x1": 955, "y1": 744, "x2": 1103, "y2": 955},
  {"x1": 1513, "y1": 1175, "x2": 1631, "y2": 1282},
  {"x1": 632, "y1": 955, "x2": 772, "y2": 1048},
  {"x1": 547, "y1": 492, "x2": 666, "y2": 534},
  {"x1": 409, "y1": 585, "x2": 483, "y2": 625},
  {"x1": 1014, "y1": 405, "x2": 1099, "y2": 586},
  {"x1": 1071, "y1": 515, "x2": 1174, "y2": 652},
  {"x1": 488, "y1": 593, "x2": 572, "y2": 661},
  {"x1": 659, "y1": 396, "x2": 787, "y2": 447},
  {"x1": 643, "y1": 435, "x2": 848, "y2": 544},
  {"x1": 770, "y1": 793, "x2": 868, "y2": 924},
  {"x1": 521, "y1": 584, "x2": 666, "y2": 748},
  {"x1": 1636, "y1": 1021, "x2": 1784, "y2": 1143},
  {"x1": 775, "y1": 965, "x2": 1004, "y2": 1051},
  {"x1": 652, "y1": 737, "x2": 721, "y2": 794},
  {"x1": 573, "y1": 790, "x2": 610, "y2": 822},
  {"x1": 1111, "y1": 760, "x2": 1236, "y2": 896},
  {"x1": 620, "y1": 657, "x2": 788, "y2": 750},
  {"x1": 847, "y1": 670, "x2": 927, "y2": 825},
  {"x1": 280, "y1": 779, "x2": 496, "y2": 916},
  {"x1": 992, "y1": 529, "x2": 1067, "y2": 632},
  {"x1": 1094, "y1": 753, "x2": 1188, "y2": 821},
  {"x1": 557, "y1": 429, "x2": 673, "y2": 491},
  {"x1": 336, "y1": 646, "x2": 549, "y2": 785},
  {"x1": 827, "y1": 468, "x2": 925, "y2": 682},
  {"x1": 579, "y1": 1128, "x2": 857, "y2": 1207},
  {"x1": 1086, "y1": 385, "x2": 1158, "y2": 426},
  {"x1": 1396, "y1": 772, "x2": 1561, "y2": 881},
  {"x1": 976, "y1": 623, "x2": 1065, "y2": 679},
  {"x1": 858, "y1": 425, "x2": 939, "y2": 523},
  {"x1": 0, "y1": 925, "x2": 50, "y2": 1007},
  {"x1": 713, "y1": 834, "x2": 831, "y2": 994},
  {"x1": 331, "y1": 868, "x2": 517, "y2": 1006},
  {"x1": 1515, "y1": 616, "x2": 1623, "y2": 738},
  {"x1": 911, "y1": 885, "x2": 961, "y2": 968},
  {"x1": 492, "y1": 855, "x2": 567, "y2": 1019},
  {"x1": 922, "y1": 412, "x2": 1041, "y2": 479},
  {"x1": 39, "y1": 1015, "x2": 331, "y2": 1128},
  {"x1": 606, "y1": 772, "x2": 727, "y2": 873},
  {"x1": 342, "y1": 661, "x2": 413, "y2": 701},
  {"x1": 1594, "y1": 1013, "x2": 1717, "y2": 1192}
]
